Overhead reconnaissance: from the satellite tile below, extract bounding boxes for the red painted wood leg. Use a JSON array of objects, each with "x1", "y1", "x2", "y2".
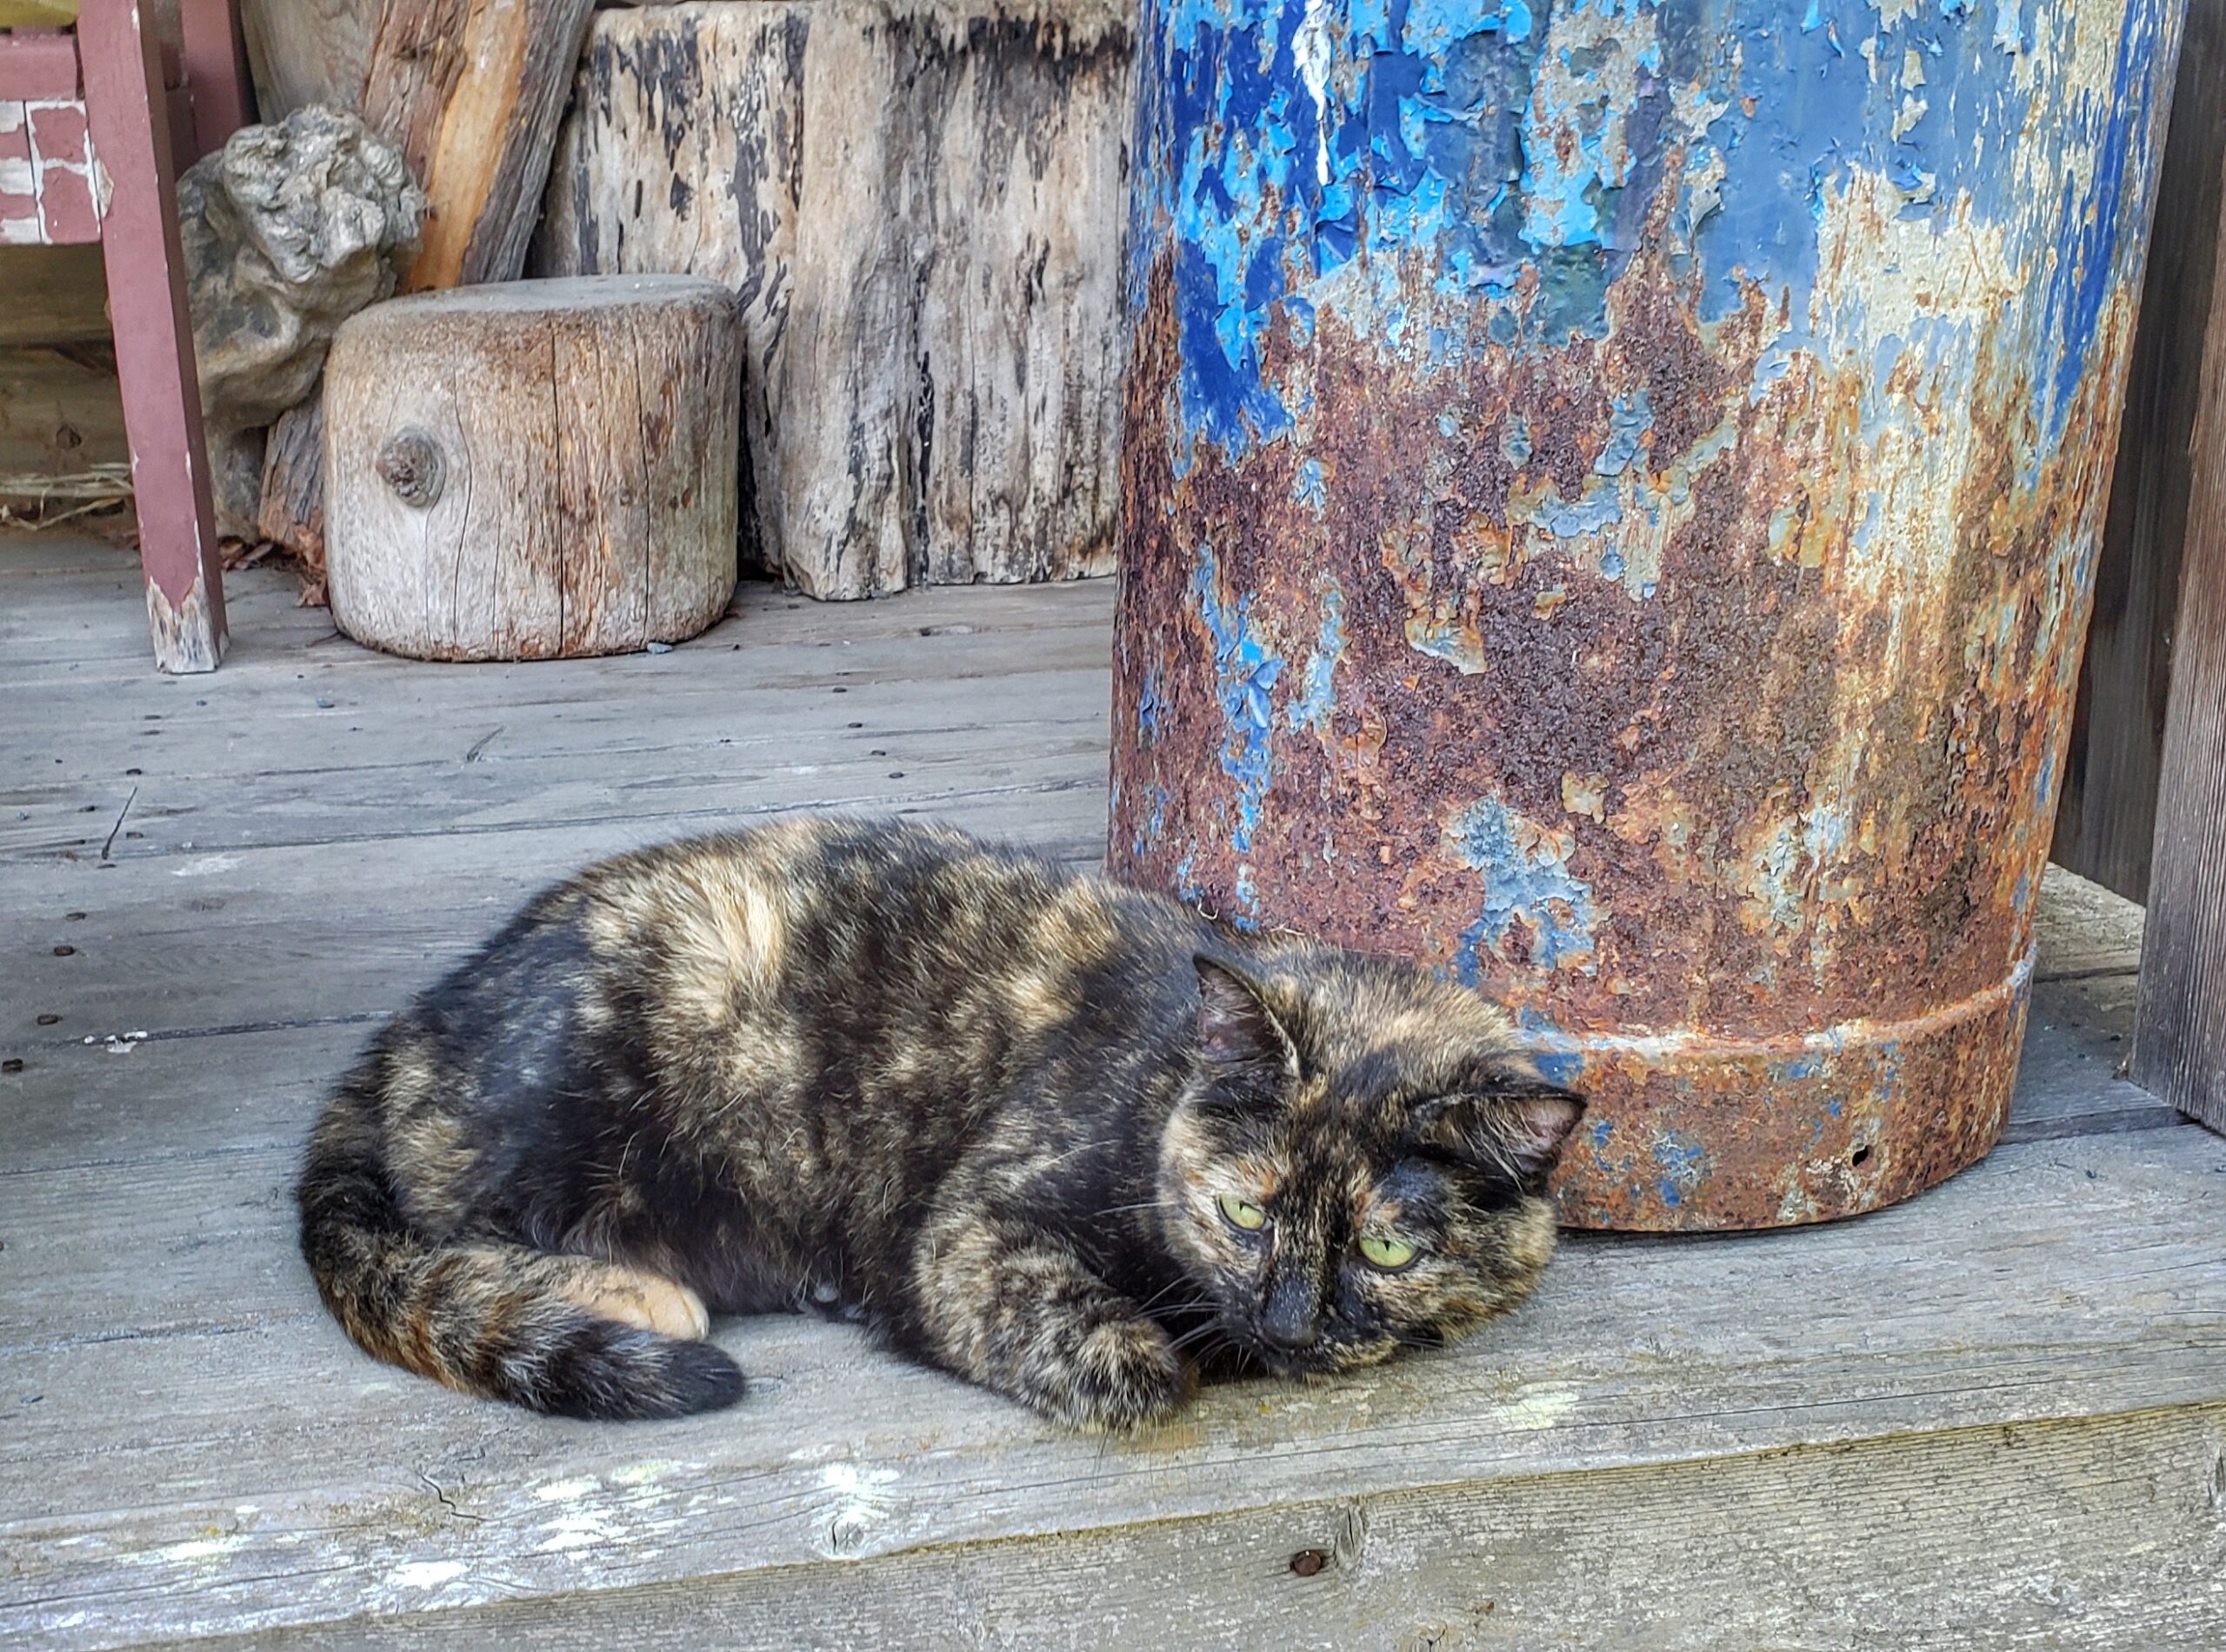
[
  {"x1": 177, "y1": 0, "x2": 252, "y2": 163},
  {"x1": 79, "y1": 0, "x2": 229, "y2": 672}
]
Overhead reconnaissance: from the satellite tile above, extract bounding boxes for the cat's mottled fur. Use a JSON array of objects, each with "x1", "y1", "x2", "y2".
[{"x1": 299, "y1": 817, "x2": 1583, "y2": 1427}]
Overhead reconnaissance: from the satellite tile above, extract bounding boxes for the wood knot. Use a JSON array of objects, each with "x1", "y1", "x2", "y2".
[{"x1": 376, "y1": 430, "x2": 445, "y2": 507}]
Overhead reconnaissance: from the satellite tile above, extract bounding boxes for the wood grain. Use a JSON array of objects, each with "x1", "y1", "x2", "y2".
[
  {"x1": 0, "y1": 245, "x2": 108, "y2": 348},
  {"x1": 3, "y1": 1122, "x2": 2219, "y2": 1647},
  {"x1": 237, "y1": 0, "x2": 378, "y2": 120},
  {"x1": 321, "y1": 276, "x2": 741, "y2": 659},
  {"x1": 252, "y1": 395, "x2": 324, "y2": 568},
  {"x1": 253, "y1": 0, "x2": 599, "y2": 561},
  {"x1": 35, "y1": 1408, "x2": 2226, "y2": 1650},
  {"x1": 535, "y1": 3, "x2": 808, "y2": 577},
  {"x1": 2054, "y1": 2, "x2": 2226, "y2": 903},
  {"x1": 2134, "y1": 105, "x2": 2226, "y2": 1136},
  {"x1": 532, "y1": 0, "x2": 1131, "y2": 596}
]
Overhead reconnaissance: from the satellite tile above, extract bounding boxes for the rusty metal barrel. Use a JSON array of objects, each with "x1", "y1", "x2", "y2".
[{"x1": 1110, "y1": 1, "x2": 2183, "y2": 1229}]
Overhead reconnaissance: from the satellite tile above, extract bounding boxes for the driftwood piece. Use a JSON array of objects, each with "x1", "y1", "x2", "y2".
[
  {"x1": 532, "y1": 0, "x2": 1130, "y2": 598},
  {"x1": 237, "y1": 0, "x2": 379, "y2": 120},
  {"x1": 322, "y1": 276, "x2": 742, "y2": 660},
  {"x1": 250, "y1": 0, "x2": 598, "y2": 561},
  {"x1": 177, "y1": 106, "x2": 422, "y2": 536}
]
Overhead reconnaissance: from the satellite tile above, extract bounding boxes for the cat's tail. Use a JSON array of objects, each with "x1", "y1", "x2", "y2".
[{"x1": 297, "y1": 1076, "x2": 744, "y2": 1422}]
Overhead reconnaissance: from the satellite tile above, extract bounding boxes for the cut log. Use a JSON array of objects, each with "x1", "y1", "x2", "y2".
[
  {"x1": 249, "y1": 0, "x2": 599, "y2": 563},
  {"x1": 531, "y1": 0, "x2": 1130, "y2": 598},
  {"x1": 322, "y1": 276, "x2": 741, "y2": 660}
]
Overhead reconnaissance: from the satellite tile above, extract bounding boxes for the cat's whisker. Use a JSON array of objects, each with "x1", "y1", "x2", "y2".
[
  {"x1": 1163, "y1": 1316, "x2": 1235, "y2": 1355},
  {"x1": 1027, "y1": 1135, "x2": 1123, "y2": 1174},
  {"x1": 1132, "y1": 1275, "x2": 1203, "y2": 1314}
]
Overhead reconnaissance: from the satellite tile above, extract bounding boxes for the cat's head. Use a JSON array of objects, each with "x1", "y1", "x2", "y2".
[{"x1": 1156, "y1": 950, "x2": 1583, "y2": 1378}]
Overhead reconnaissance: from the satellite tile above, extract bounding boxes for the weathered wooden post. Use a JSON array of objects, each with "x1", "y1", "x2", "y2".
[
  {"x1": 530, "y1": 0, "x2": 1133, "y2": 598},
  {"x1": 1110, "y1": 2, "x2": 2186, "y2": 1229}
]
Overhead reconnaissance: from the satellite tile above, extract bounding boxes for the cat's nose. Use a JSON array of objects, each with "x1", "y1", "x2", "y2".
[
  {"x1": 1260, "y1": 1315, "x2": 1320, "y2": 1352},
  {"x1": 1259, "y1": 1278, "x2": 1321, "y2": 1351}
]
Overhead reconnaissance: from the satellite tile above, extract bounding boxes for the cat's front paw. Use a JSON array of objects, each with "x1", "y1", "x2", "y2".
[{"x1": 1042, "y1": 1316, "x2": 1194, "y2": 1431}]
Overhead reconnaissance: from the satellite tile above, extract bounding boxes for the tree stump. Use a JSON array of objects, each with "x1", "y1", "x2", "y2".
[
  {"x1": 530, "y1": 0, "x2": 1131, "y2": 599},
  {"x1": 323, "y1": 275, "x2": 741, "y2": 661}
]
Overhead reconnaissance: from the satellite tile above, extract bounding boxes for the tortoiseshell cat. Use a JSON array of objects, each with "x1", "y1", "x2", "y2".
[{"x1": 300, "y1": 818, "x2": 1583, "y2": 1428}]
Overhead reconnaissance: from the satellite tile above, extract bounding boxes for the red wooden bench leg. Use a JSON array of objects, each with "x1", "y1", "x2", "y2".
[
  {"x1": 79, "y1": 0, "x2": 229, "y2": 673},
  {"x1": 177, "y1": 0, "x2": 251, "y2": 163}
]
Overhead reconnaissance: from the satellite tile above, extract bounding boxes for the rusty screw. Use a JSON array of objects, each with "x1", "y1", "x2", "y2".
[{"x1": 1289, "y1": 1549, "x2": 1330, "y2": 1577}]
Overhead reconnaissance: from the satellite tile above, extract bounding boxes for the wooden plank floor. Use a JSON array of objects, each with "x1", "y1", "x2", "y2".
[{"x1": 3, "y1": 537, "x2": 2223, "y2": 1650}]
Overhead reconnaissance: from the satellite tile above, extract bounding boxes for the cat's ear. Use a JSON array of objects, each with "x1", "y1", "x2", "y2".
[
  {"x1": 1413, "y1": 1069, "x2": 1584, "y2": 1186},
  {"x1": 1193, "y1": 955, "x2": 1299, "y2": 1081}
]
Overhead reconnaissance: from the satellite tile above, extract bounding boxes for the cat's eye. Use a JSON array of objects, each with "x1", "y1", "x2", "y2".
[
  {"x1": 1216, "y1": 1193, "x2": 1268, "y2": 1232},
  {"x1": 1358, "y1": 1235, "x2": 1418, "y2": 1271}
]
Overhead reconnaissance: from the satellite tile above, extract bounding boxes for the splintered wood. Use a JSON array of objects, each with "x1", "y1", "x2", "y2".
[
  {"x1": 532, "y1": 0, "x2": 1132, "y2": 597},
  {"x1": 322, "y1": 276, "x2": 742, "y2": 660}
]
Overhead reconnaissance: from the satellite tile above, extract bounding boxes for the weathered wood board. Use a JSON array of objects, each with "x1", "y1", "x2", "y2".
[
  {"x1": 3, "y1": 537, "x2": 2221, "y2": 1648},
  {"x1": 252, "y1": 396, "x2": 325, "y2": 569},
  {"x1": 0, "y1": 244, "x2": 109, "y2": 347},
  {"x1": 532, "y1": 0, "x2": 1131, "y2": 597},
  {"x1": 0, "y1": 340, "x2": 126, "y2": 474},
  {"x1": 237, "y1": 0, "x2": 380, "y2": 121},
  {"x1": 361, "y1": 0, "x2": 600, "y2": 292},
  {"x1": 2054, "y1": 0, "x2": 2226, "y2": 904},
  {"x1": 2133, "y1": 83, "x2": 2226, "y2": 1137}
]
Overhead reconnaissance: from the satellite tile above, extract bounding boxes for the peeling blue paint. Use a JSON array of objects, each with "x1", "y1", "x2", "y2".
[
  {"x1": 1192, "y1": 544, "x2": 1285, "y2": 856},
  {"x1": 1124, "y1": 0, "x2": 2179, "y2": 1229},
  {"x1": 1540, "y1": 481, "x2": 1625, "y2": 538},
  {"x1": 1653, "y1": 1131, "x2": 1707, "y2": 1208},
  {"x1": 1449, "y1": 798, "x2": 1602, "y2": 983},
  {"x1": 1233, "y1": 863, "x2": 1263, "y2": 926},
  {"x1": 1595, "y1": 390, "x2": 1651, "y2": 476},
  {"x1": 1289, "y1": 584, "x2": 1346, "y2": 733},
  {"x1": 1138, "y1": 0, "x2": 2176, "y2": 470}
]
